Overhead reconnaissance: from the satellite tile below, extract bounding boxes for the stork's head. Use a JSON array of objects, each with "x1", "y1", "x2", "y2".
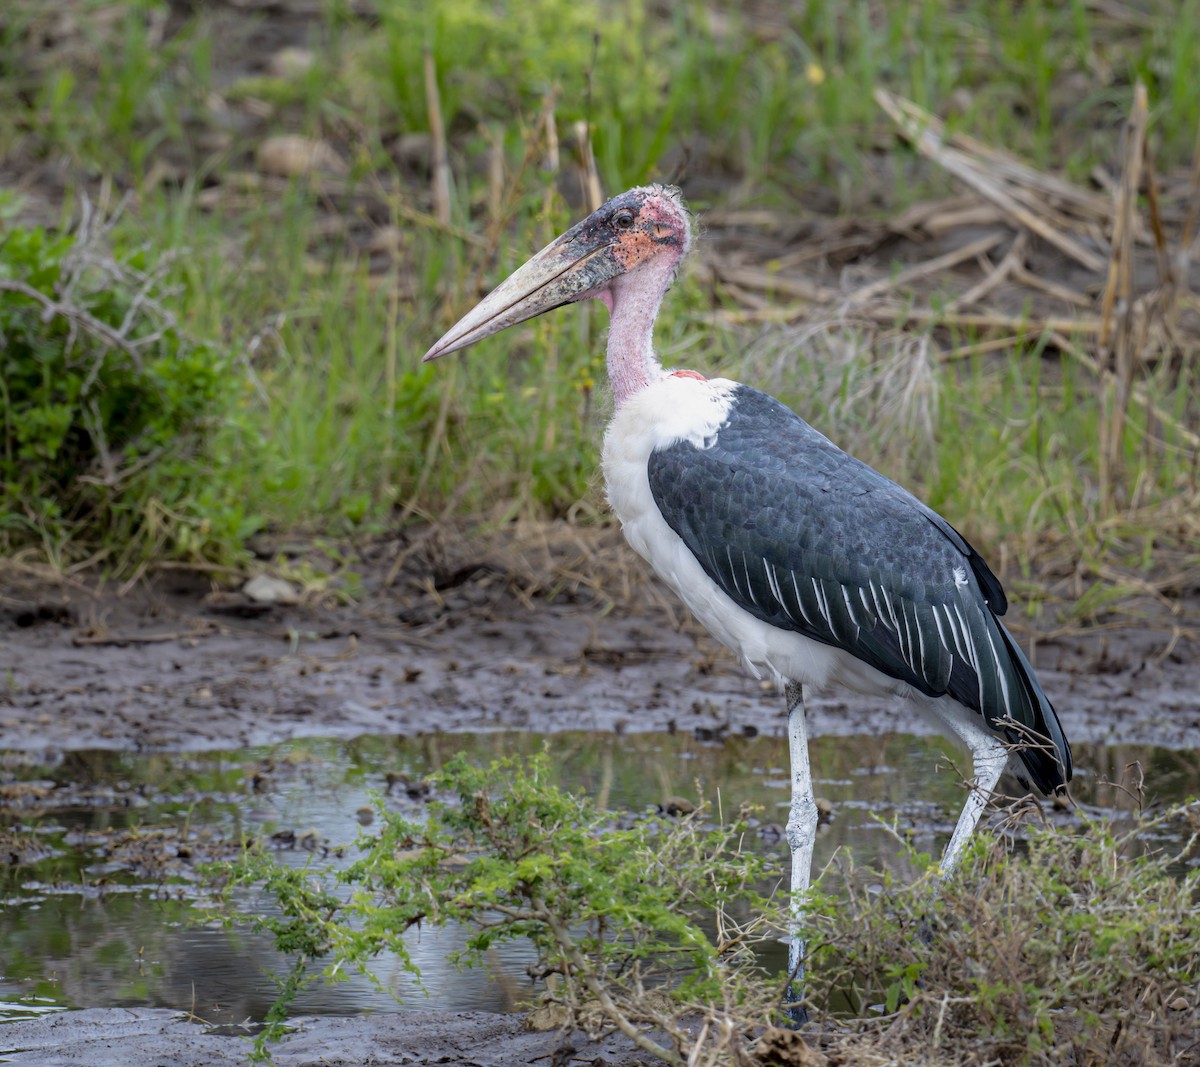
[{"x1": 423, "y1": 185, "x2": 691, "y2": 361}]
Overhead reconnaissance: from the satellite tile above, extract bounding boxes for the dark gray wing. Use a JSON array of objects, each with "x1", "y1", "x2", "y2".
[{"x1": 647, "y1": 385, "x2": 1071, "y2": 792}]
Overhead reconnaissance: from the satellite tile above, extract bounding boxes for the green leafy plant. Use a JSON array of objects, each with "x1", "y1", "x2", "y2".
[
  {"x1": 216, "y1": 751, "x2": 782, "y2": 1064},
  {"x1": 0, "y1": 197, "x2": 257, "y2": 566}
]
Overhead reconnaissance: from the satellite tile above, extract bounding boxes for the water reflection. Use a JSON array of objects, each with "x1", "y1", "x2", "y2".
[{"x1": 0, "y1": 731, "x2": 1195, "y2": 1024}]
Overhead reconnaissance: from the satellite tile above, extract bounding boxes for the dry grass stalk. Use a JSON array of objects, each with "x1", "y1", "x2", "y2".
[
  {"x1": 1142, "y1": 147, "x2": 1175, "y2": 294},
  {"x1": 839, "y1": 231, "x2": 1004, "y2": 309},
  {"x1": 484, "y1": 123, "x2": 505, "y2": 220},
  {"x1": 875, "y1": 88, "x2": 1107, "y2": 272},
  {"x1": 707, "y1": 262, "x2": 838, "y2": 305},
  {"x1": 541, "y1": 88, "x2": 560, "y2": 174},
  {"x1": 1008, "y1": 264, "x2": 1091, "y2": 308},
  {"x1": 1097, "y1": 82, "x2": 1149, "y2": 509},
  {"x1": 1098, "y1": 83, "x2": 1148, "y2": 347},
  {"x1": 940, "y1": 335, "x2": 1029, "y2": 362},
  {"x1": 945, "y1": 231, "x2": 1027, "y2": 311},
  {"x1": 710, "y1": 304, "x2": 1102, "y2": 338},
  {"x1": 1179, "y1": 117, "x2": 1200, "y2": 260},
  {"x1": 538, "y1": 87, "x2": 562, "y2": 241},
  {"x1": 423, "y1": 49, "x2": 451, "y2": 226},
  {"x1": 1049, "y1": 329, "x2": 1200, "y2": 451},
  {"x1": 889, "y1": 194, "x2": 987, "y2": 235},
  {"x1": 574, "y1": 120, "x2": 604, "y2": 213},
  {"x1": 879, "y1": 91, "x2": 1113, "y2": 228}
]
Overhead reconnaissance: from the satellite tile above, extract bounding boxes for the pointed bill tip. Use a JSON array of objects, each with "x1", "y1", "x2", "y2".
[
  {"x1": 421, "y1": 241, "x2": 620, "y2": 367},
  {"x1": 422, "y1": 327, "x2": 476, "y2": 363}
]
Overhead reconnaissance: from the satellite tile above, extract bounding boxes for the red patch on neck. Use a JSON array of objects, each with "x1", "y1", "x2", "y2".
[{"x1": 670, "y1": 369, "x2": 707, "y2": 381}]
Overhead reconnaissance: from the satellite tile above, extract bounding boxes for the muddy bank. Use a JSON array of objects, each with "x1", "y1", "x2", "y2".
[
  {"x1": 1, "y1": 553, "x2": 1197, "y2": 756},
  {"x1": 0, "y1": 1007, "x2": 660, "y2": 1067}
]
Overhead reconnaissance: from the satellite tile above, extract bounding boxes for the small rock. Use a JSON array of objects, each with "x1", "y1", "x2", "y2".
[
  {"x1": 525, "y1": 1002, "x2": 570, "y2": 1032},
  {"x1": 758, "y1": 822, "x2": 784, "y2": 844},
  {"x1": 256, "y1": 134, "x2": 347, "y2": 178},
  {"x1": 243, "y1": 574, "x2": 301, "y2": 605},
  {"x1": 267, "y1": 47, "x2": 315, "y2": 79},
  {"x1": 1168, "y1": 996, "x2": 1190, "y2": 1011},
  {"x1": 659, "y1": 796, "x2": 695, "y2": 817},
  {"x1": 366, "y1": 224, "x2": 406, "y2": 258},
  {"x1": 386, "y1": 772, "x2": 430, "y2": 800},
  {"x1": 393, "y1": 132, "x2": 432, "y2": 169}
]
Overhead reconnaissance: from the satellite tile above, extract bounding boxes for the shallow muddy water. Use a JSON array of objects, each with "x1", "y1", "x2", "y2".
[{"x1": 1, "y1": 730, "x2": 1196, "y2": 1028}]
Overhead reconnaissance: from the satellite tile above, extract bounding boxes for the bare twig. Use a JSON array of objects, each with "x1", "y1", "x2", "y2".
[
  {"x1": 0, "y1": 279, "x2": 142, "y2": 364},
  {"x1": 534, "y1": 896, "x2": 683, "y2": 1066}
]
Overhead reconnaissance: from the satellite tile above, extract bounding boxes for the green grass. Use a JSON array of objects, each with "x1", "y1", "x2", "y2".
[{"x1": 0, "y1": 0, "x2": 1197, "y2": 582}]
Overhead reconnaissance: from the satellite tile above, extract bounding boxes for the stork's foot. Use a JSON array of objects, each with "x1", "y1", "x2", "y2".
[{"x1": 783, "y1": 993, "x2": 809, "y2": 1029}]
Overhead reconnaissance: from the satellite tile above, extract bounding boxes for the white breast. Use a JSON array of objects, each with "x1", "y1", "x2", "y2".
[{"x1": 601, "y1": 374, "x2": 911, "y2": 699}]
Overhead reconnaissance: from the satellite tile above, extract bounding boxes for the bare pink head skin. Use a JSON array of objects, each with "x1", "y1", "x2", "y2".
[{"x1": 423, "y1": 185, "x2": 693, "y2": 408}]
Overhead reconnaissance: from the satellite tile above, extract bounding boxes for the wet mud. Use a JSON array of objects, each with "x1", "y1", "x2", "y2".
[
  {"x1": 0, "y1": 1006, "x2": 656, "y2": 1067},
  {"x1": 2, "y1": 555, "x2": 1197, "y2": 756}
]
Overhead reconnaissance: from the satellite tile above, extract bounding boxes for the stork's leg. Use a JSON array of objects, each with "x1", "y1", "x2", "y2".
[
  {"x1": 938, "y1": 724, "x2": 1008, "y2": 879},
  {"x1": 784, "y1": 681, "x2": 817, "y2": 1027}
]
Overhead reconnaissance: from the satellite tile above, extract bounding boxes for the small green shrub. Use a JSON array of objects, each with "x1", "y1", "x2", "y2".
[
  {"x1": 216, "y1": 751, "x2": 781, "y2": 1065},
  {"x1": 805, "y1": 807, "x2": 1200, "y2": 1065},
  {"x1": 0, "y1": 200, "x2": 257, "y2": 566}
]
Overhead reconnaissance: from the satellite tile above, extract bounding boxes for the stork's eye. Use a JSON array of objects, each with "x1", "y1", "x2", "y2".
[{"x1": 613, "y1": 209, "x2": 636, "y2": 230}]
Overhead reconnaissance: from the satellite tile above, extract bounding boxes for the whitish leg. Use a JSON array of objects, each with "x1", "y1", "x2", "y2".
[
  {"x1": 938, "y1": 722, "x2": 1008, "y2": 879},
  {"x1": 784, "y1": 681, "x2": 818, "y2": 1026}
]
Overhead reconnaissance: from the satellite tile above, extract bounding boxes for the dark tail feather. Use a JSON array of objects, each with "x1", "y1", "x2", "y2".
[{"x1": 995, "y1": 623, "x2": 1072, "y2": 793}]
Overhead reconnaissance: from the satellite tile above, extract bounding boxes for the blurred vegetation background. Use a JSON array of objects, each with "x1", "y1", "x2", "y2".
[{"x1": 0, "y1": 0, "x2": 1197, "y2": 618}]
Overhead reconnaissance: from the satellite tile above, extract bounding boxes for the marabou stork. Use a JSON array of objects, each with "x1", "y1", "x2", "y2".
[{"x1": 424, "y1": 185, "x2": 1073, "y2": 1022}]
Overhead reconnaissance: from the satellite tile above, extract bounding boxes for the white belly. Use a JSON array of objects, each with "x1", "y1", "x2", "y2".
[{"x1": 601, "y1": 375, "x2": 909, "y2": 699}]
